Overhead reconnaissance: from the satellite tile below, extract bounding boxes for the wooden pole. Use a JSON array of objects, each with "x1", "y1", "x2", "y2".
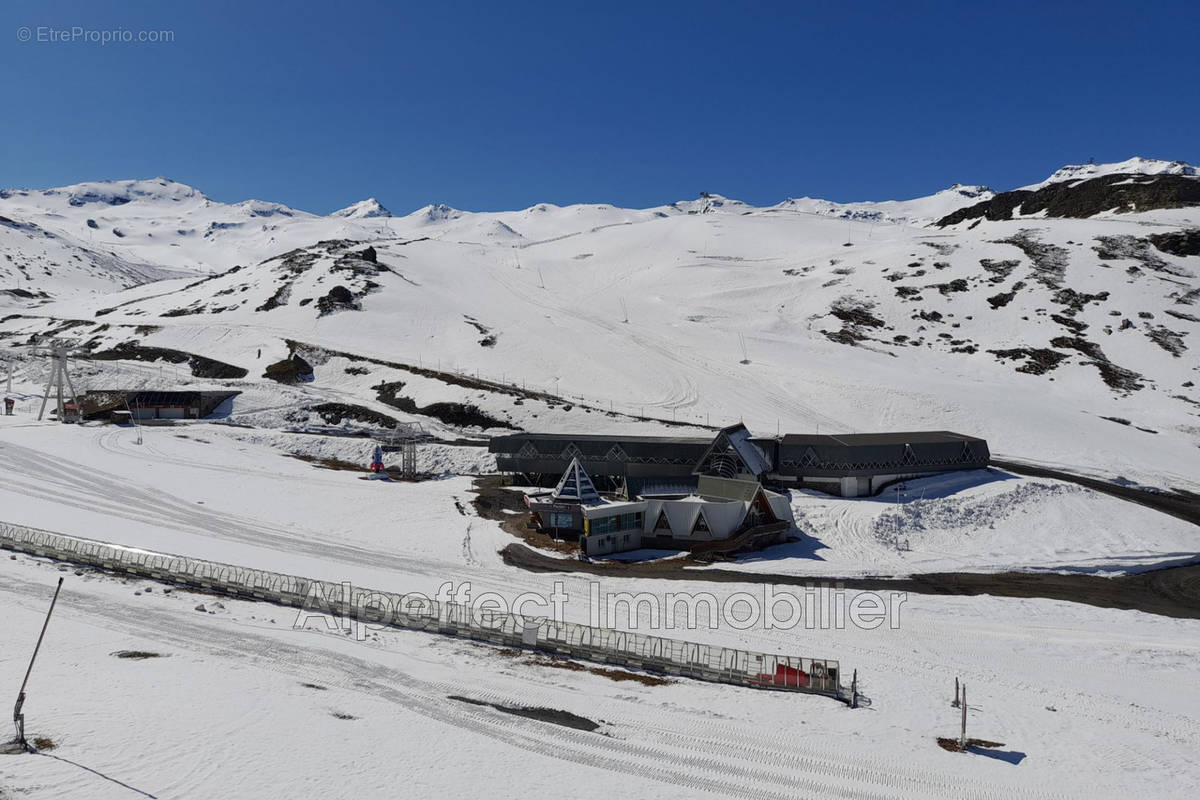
[
  {"x1": 850, "y1": 669, "x2": 858, "y2": 709},
  {"x1": 953, "y1": 676, "x2": 960, "y2": 707}
]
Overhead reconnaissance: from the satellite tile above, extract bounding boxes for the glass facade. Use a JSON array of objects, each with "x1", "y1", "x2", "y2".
[{"x1": 590, "y1": 512, "x2": 642, "y2": 535}]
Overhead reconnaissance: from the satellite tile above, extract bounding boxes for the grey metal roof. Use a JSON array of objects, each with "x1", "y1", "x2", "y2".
[
  {"x1": 697, "y1": 475, "x2": 762, "y2": 502},
  {"x1": 780, "y1": 430, "x2": 987, "y2": 446},
  {"x1": 692, "y1": 423, "x2": 772, "y2": 477},
  {"x1": 490, "y1": 432, "x2": 710, "y2": 448}
]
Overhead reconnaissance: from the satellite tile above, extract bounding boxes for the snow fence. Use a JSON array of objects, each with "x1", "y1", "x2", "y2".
[{"x1": 0, "y1": 520, "x2": 843, "y2": 697}]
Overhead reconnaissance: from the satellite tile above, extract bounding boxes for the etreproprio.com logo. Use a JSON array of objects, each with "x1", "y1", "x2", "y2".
[{"x1": 17, "y1": 26, "x2": 175, "y2": 45}]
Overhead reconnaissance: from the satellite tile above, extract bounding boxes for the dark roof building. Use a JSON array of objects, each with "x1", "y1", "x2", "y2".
[
  {"x1": 491, "y1": 424, "x2": 990, "y2": 498},
  {"x1": 78, "y1": 390, "x2": 240, "y2": 421}
]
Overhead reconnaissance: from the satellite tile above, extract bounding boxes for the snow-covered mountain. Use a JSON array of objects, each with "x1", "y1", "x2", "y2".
[
  {"x1": 771, "y1": 184, "x2": 995, "y2": 226},
  {"x1": 1, "y1": 159, "x2": 1197, "y2": 488},
  {"x1": 1020, "y1": 157, "x2": 1198, "y2": 190},
  {"x1": 331, "y1": 198, "x2": 393, "y2": 219}
]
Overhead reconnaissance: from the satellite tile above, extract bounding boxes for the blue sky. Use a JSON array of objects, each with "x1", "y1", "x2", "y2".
[{"x1": 3, "y1": 0, "x2": 1197, "y2": 213}]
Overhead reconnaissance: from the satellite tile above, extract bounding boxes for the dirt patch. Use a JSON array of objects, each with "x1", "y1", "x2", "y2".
[
  {"x1": 447, "y1": 695, "x2": 600, "y2": 732},
  {"x1": 491, "y1": 648, "x2": 673, "y2": 686},
  {"x1": 471, "y1": 477, "x2": 580, "y2": 554},
  {"x1": 503, "y1": 540, "x2": 1200, "y2": 619},
  {"x1": 300, "y1": 682, "x2": 328, "y2": 690},
  {"x1": 90, "y1": 342, "x2": 248, "y2": 379},
  {"x1": 287, "y1": 453, "x2": 431, "y2": 481},
  {"x1": 937, "y1": 737, "x2": 1005, "y2": 753},
  {"x1": 111, "y1": 650, "x2": 164, "y2": 660}
]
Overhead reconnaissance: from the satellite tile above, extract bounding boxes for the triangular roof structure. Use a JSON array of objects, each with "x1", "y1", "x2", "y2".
[
  {"x1": 693, "y1": 423, "x2": 771, "y2": 478},
  {"x1": 552, "y1": 457, "x2": 603, "y2": 505}
]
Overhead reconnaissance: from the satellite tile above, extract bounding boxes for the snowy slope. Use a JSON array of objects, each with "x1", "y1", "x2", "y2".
[
  {"x1": 1, "y1": 160, "x2": 1197, "y2": 490},
  {"x1": 0, "y1": 211, "x2": 185, "y2": 307},
  {"x1": 1, "y1": 417, "x2": 1199, "y2": 799},
  {"x1": 772, "y1": 183, "x2": 994, "y2": 225}
]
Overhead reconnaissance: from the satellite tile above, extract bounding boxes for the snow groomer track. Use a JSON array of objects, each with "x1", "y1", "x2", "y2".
[{"x1": 0, "y1": 520, "x2": 847, "y2": 698}]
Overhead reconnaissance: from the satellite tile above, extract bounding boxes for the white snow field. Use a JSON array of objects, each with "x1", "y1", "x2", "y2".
[
  {"x1": 1, "y1": 159, "x2": 1199, "y2": 798},
  {"x1": 1, "y1": 159, "x2": 1198, "y2": 490},
  {"x1": 0, "y1": 415, "x2": 1199, "y2": 799}
]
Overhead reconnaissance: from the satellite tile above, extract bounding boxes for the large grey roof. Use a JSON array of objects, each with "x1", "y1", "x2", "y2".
[
  {"x1": 780, "y1": 430, "x2": 987, "y2": 446},
  {"x1": 491, "y1": 432, "x2": 711, "y2": 446}
]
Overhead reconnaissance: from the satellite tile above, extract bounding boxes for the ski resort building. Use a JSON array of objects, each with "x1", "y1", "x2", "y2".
[
  {"x1": 77, "y1": 390, "x2": 240, "y2": 421},
  {"x1": 526, "y1": 449, "x2": 794, "y2": 557},
  {"x1": 491, "y1": 424, "x2": 990, "y2": 499},
  {"x1": 518, "y1": 424, "x2": 794, "y2": 556}
]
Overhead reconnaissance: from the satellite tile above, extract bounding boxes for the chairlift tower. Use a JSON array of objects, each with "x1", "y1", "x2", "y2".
[
  {"x1": 379, "y1": 421, "x2": 427, "y2": 479},
  {"x1": 34, "y1": 343, "x2": 87, "y2": 423}
]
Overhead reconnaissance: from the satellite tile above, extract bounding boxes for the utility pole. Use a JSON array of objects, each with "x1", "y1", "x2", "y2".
[
  {"x1": 13, "y1": 578, "x2": 64, "y2": 749},
  {"x1": 125, "y1": 396, "x2": 143, "y2": 445}
]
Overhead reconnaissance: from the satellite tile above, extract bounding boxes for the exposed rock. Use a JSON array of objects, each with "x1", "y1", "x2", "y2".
[
  {"x1": 1146, "y1": 325, "x2": 1187, "y2": 357},
  {"x1": 980, "y1": 259, "x2": 1019, "y2": 283},
  {"x1": 987, "y1": 347, "x2": 1069, "y2": 375},
  {"x1": 263, "y1": 353, "x2": 314, "y2": 383},
  {"x1": 937, "y1": 174, "x2": 1200, "y2": 226},
  {"x1": 1148, "y1": 229, "x2": 1200, "y2": 257},
  {"x1": 316, "y1": 285, "x2": 359, "y2": 315},
  {"x1": 994, "y1": 230, "x2": 1069, "y2": 289},
  {"x1": 90, "y1": 342, "x2": 247, "y2": 379}
]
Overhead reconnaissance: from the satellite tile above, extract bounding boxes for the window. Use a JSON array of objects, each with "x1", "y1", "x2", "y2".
[{"x1": 591, "y1": 516, "x2": 618, "y2": 534}]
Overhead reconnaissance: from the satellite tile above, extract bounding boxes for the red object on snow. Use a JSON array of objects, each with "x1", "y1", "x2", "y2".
[{"x1": 754, "y1": 664, "x2": 809, "y2": 688}]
